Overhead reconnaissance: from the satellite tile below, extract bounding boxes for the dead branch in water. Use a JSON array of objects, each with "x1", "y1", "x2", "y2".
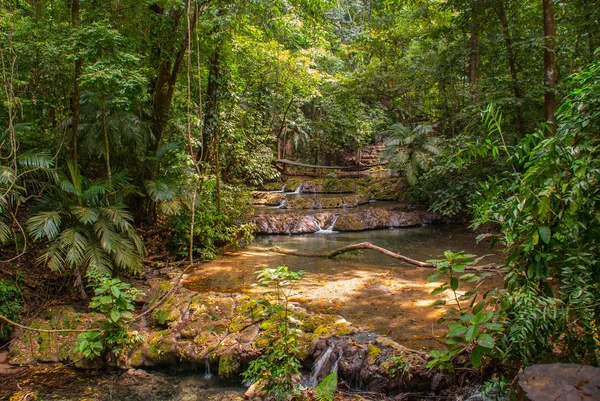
[{"x1": 248, "y1": 242, "x2": 499, "y2": 272}]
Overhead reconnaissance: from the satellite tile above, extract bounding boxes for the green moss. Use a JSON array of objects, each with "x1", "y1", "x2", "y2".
[
  {"x1": 127, "y1": 348, "x2": 144, "y2": 367},
  {"x1": 218, "y1": 353, "x2": 239, "y2": 378},
  {"x1": 367, "y1": 344, "x2": 381, "y2": 364},
  {"x1": 322, "y1": 178, "x2": 357, "y2": 193}
]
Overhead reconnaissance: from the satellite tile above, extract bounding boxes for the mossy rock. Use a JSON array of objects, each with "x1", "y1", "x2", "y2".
[
  {"x1": 260, "y1": 181, "x2": 286, "y2": 191},
  {"x1": 218, "y1": 350, "x2": 240, "y2": 378},
  {"x1": 365, "y1": 178, "x2": 406, "y2": 201},
  {"x1": 322, "y1": 178, "x2": 358, "y2": 193},
  {"x1": 318, "y1": 197, "x2": 346, "y2": 209},
  {"x1": 281, "y1": 197, "x2": 315, "y2": 209},
  {"x1": 9, "y1": 306, "x2": 96, "y2": 365},
  {"x1": 282, "y1": 178, "x2": 304, "y2": 192},
  {"x1": 251, "y1": 191, "x2": 285, "y2": 206},
  {"x1": 302, "y1": 178, "x2": 357, "y2": 193},
  {"x1": 367, "y1": 344, "x2": 381, "y2": 364},
  {"x1": 146, "y1": 331, "x2": 177, "y2": 362},
  {"x1": 152, "y1": 292, "x2": 191, "y2": 327}
]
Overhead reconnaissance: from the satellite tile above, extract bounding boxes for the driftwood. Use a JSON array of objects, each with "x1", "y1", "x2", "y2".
[{"x1": 248, "y1": 242, "x2": 499, "y2": 271}]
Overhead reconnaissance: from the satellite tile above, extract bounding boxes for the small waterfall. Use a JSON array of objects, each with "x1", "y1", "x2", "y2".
[
  {"x1": 281, "y1": 183, "x2": 287, "y2": 192},
  {"x1": 203, "y1": 356, "x2": 212, "y2": 379},
  {"x1": 316, "y1": 215, "x2": 339, "y2": 234},
  {"x1": 308, "y1": 343, "x2": 337, "y2": 388},
  {"x1": 291, "y1": 183, "x2": 302, "y2": 194}
]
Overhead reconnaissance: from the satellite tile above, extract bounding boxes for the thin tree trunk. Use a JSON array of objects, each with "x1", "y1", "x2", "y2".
[
  {"x1": 215, "y1": 126, "x2": 221, "y2": 214},
  {"x1": 201, "y1": 45, "x2": 221, "y2": 163},
  {"x1": 101, "y1": 99, "x2": 111, "y2": 180},
  {"x1": 496, "y1": 0, "x2": 527, "y2": 136},
  {"x1": 543, "y1": 0, "x2": 557, "y2": 136},
  {"x1": 71, "y1": 0, "x2": 81, "y2": 163}
]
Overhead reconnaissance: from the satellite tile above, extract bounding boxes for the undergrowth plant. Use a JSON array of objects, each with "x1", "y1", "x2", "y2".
[
  {"x1": 427, "y1": 251, "x2": 503, "y2": 370},
  {"x1": 27, "y1": 162, "x2": 144, "y2": 296},
  {"x1": 242, "y1": 266, "x2": 306, "y2": 401},
  {"x1": 473, "y1": 59, "x2": 600, "y2": 365},
  {"x1": 0, "y1": 279, "x2": 23, "y2": 341},
  {"x1": 76, "y1": 278, "x2": 143, "y2": 362}
]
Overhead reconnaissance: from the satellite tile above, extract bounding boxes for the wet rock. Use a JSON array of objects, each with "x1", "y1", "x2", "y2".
[
  {"x1": 254, "y1": 208, "x2": 424, "y2": 234},
  {"x1": 254, "y1": 213, "x2": 320, "y2": 234},
  {"x1": 251, "y1": 191, "x2": 285, "y2": 206},
  {"x1": 362, "y1": 178, "x2": 406, "y2": 201},
  {"x1": 302, "y1": 178, "x2": 358, "y2": 193},
  {"x1": 308, "y1": 333, "x2": 434, "y2": 395},
  {"x1": 517, "y1": 363, "x2": 600, "y2": 401},
  {"x1": 260, "y1": 181, "x2": 286, "y2": 191}
]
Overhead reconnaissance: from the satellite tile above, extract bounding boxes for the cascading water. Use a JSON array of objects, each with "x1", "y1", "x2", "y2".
[
  {"x1": 307, "y1": 343, "x2": 338, "y2": 388},
  {"x1": 203, "y1": 356, "x2": 212, "y2": 379},
  {"x1": 316, "y1": 215, "x2": 339, "y2": 234}
]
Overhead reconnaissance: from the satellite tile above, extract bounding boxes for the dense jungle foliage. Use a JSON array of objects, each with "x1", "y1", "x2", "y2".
[{"x1": 1, "y1": 0, "x2": 599, "y2": 396}]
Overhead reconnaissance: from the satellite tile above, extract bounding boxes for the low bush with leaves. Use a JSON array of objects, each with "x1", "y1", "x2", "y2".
[
  {"x1": 242, "y1": 266, "x2": 306, "y2": 401},
  {"x1": 427, "y1": 251, "x2": 503, "y2": 370},
  {"x1": 75, "y1": 278, "x2": 143, "y2": 362},
  {"x1": 473, "y1": 59, "x2": 600, "y2": 365},
  {"x1": 0, "y1": 279, "x2": 23, "y2": 341}
]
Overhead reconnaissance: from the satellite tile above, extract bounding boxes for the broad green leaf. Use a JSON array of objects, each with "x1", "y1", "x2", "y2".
[{"x1": 538, "y1": 226, "x2": 551, "y2": 244}]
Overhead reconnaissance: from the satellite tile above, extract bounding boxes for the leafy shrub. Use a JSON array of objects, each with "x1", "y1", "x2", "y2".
[
  {"x1": 76, "y1": 278, "x2": 143, "y2": 362},
  {"x1": 242, "y1": 266, "x2": 306, "y2": 401},
  {"x1": 473, "y1": 59, "x2": 600, "y2": 365},
  {"x1": 427, "y1": 251, "x2": 503, "y2": 370},
  {"x1": 0, "y1": 279, "x2": 23, "y2": 341}
]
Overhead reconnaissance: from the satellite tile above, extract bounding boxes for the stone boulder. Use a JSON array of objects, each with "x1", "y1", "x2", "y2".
[
  {"x1": 251, "y1": 191, "x2": 285, "y2": 206},
  {"x1": 254, "y1": 213, "x2": 320, "y2": 234},
  {"x1": 517, "y1": 363, "x2": 600, "y2": 401},
  {"x1": 302, "y1": 178, "x2": 358, "y2": 194}
]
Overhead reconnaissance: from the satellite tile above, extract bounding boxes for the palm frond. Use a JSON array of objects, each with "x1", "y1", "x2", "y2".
[
  {"x1": 154, "y1": 142, "x2": 179, "y2": 161},
  {"x1": 0, "y1": 166, "x2": 16, "y2": 185},
  {"x1": 17, "y1": 150, "x2": 53, "y2": 169},
  {"x1": 27, "y1": 210, "x2": 62, "y2": 240},
  {"x1": 93, "y1": 218, "x2": 120, "y2": 255},
  {"x1": 83, "y1": 244, "x2": 112, "y2": 278},
  {"x1": 59, "y1": 227, "x2": 89, "y2": 268},
  {"x1": 71, "y1": 206, "x2": 100, "y2": 225},
  {"x1": 100, "y1": 204, "x2": 134, "y2": 232},
  {"x1": 0, "y1": 218, "x2": 11, "y2": 244},
  {"x1": 38, "y1": 241, "x2": 66, "y2": 273}
]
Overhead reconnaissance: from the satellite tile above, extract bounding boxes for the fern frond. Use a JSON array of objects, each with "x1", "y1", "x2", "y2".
[{"x1": 314, "y1": 372, "x2": 337, "y2": 401}]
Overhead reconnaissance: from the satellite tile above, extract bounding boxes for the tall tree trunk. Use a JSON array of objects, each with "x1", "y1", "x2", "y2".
[
  {"x1": 101, "y1": 99, "x2": 111, "y2": 181},
  {"x1": 71, "y1": 0, "x2": 82, "y2": 163},
  {"x1": 201, "y1": 46, "x2": 221, "y2": 163},
  {"x1": 496, "y1": 0, "x2": 527, "y2": 136},
  {"x1": 543, "y1": 0, "x2": 557, "y2": 136},
  {"x1": 150, "y1": 3, "x2": 199, "y2": 151}
]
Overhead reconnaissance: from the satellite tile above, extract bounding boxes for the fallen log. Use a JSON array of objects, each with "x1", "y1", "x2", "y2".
[{"x1": 247, "y1": 242, "x2": 499, "y2": 271}]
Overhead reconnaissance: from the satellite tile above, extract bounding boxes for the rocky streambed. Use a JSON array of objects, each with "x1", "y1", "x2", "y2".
[{"x1": 5, "y1": 257, "x2": 484, "y2": 400}]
